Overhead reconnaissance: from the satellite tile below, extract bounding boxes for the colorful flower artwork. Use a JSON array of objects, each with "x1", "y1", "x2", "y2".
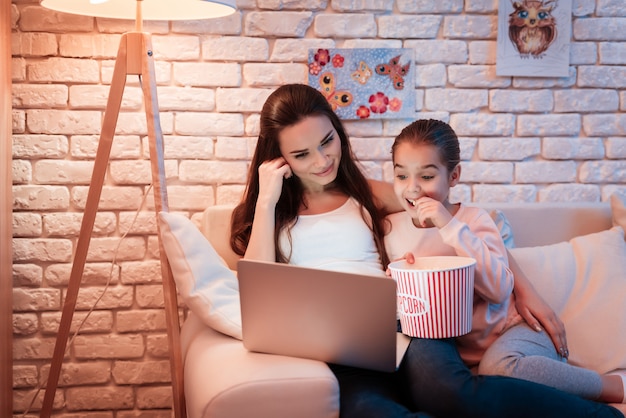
[{"x1": 308, "y1": 48, "x2": 415, "y2": 120}]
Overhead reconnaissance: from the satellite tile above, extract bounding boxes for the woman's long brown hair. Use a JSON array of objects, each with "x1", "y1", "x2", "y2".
[{"x1": 230, "y1": 84, "x2": 389, "y2": 267}]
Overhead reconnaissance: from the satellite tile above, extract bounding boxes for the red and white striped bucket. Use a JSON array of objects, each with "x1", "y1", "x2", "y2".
[{"x1": 389, "y1": 257, "x2": 476, "y2": 339}]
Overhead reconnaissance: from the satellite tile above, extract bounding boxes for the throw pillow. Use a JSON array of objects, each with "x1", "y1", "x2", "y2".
[
  {"x1": 158, "y1": 212, "x2": 242, "y2": 340},
  {"x1": 562, "y1": 225, "x2": 626, "y2": 374},
  {"x1": 509, "y1": 240, "x2": 575, "y2": 315},
  {"x1": 510, "y1": 226, "x2": 626, "y2": 374}
]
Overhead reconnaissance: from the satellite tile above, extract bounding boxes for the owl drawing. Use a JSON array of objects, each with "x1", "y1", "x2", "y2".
[{"x1": 508, "y1": 0, "x2": 557, "y2": 58}]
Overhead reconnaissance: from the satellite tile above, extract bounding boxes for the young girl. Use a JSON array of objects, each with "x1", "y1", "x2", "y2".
[
  {"x1": 385, "y1": 118, "x2": 626, "y2": 409},
  {"x1": 229, "y1": 84, "x2": 622, "y2": 418}
]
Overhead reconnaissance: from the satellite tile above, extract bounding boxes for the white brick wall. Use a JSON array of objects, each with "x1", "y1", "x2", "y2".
[{"x1": 10, "y1": 0, "x2": 626, "y2": 415}]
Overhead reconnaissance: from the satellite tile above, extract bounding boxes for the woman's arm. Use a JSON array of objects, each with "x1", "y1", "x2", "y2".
[
  {"x1": 368, "y1": 179, "x2": 403, "y2": 215},
  {"x1": 244, "y1": 159, "x2": 292, "y2": 262},
  {"x1": 508, "y1": 249, "x2": 569, "y2": 357},
  {"x1": 244, "y1": 202, "x2": 277, "y2": 262}
]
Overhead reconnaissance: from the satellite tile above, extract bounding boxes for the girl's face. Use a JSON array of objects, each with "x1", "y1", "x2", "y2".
[
  {"x1": 392, "y1": 141, "x2": 460, "y2": 213},
  {"x1": 278, "y1": 115, "x2": 342, "y2": 192}
]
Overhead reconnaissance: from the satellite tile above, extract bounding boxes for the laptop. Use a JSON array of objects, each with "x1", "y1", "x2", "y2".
[{"x1": 237, "y1": 259, "x2": 411, "y2": 373}]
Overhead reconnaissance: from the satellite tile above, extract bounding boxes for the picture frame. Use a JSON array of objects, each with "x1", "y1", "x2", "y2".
[
  {"x1": 496, "y1": 0, "x2": 572, "y2": 77},
  {"x1": 308, "y1": 48, "x2": 415, "y2": 120}
]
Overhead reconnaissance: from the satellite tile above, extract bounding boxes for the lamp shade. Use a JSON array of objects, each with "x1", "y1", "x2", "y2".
[{"x1": 40, "y1": 0, "x2": 236, "y2": 20}]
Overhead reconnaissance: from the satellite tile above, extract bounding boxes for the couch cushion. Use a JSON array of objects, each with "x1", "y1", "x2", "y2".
[
  {"x1": 510, "y1": 225, "x2": 626, "y2": 374},
  {"x1": 158, "y1": 212, "x2": 242, "y2": 340}
]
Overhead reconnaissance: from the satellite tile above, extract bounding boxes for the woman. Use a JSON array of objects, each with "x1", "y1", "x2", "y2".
[{"x1": 230, "y1": 83, "x2": 623, "y2": 418}]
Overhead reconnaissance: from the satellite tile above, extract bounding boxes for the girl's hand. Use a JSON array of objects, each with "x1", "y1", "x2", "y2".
[
  {"x1": 413, "y1": 197, "x2": 453, "y2": 228},
  {"x1": 257, "y1": 158, "x2": 293, "y2": 207}
]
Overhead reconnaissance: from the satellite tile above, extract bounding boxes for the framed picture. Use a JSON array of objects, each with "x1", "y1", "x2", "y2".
[
  {"x1": 308, "y1": 48, "x2": 415, "y2": 120},
  {"x1": 496, "y1": 0, "x2": 572, "y2": 77}
]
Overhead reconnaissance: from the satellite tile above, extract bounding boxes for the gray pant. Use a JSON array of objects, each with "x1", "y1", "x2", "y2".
[{"x1": 478, "y1": 323, "x2": 603, "y2": 400}]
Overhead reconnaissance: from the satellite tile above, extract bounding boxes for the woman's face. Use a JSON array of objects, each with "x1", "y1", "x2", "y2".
[{"x1": 278, "y1": 115, "x2": 342, "y2": 191}]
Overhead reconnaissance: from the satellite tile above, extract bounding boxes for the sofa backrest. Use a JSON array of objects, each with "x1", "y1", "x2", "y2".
[
  {"x1": 476, "y1": 202, "x2": 612, "y2": 247},
  {"x1": 202, "y1": 202, "x2": 613, "y2": 271}
]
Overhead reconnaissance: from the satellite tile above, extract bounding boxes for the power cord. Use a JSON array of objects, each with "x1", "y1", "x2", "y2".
[{"x1": 22, "y1": 183, "x2": 154, "y2": 416}]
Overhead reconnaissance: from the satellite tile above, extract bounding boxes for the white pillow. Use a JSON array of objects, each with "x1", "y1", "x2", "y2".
[
  {"x1": 509, "y1": 240, "x2": 575, "y2": 314},
  {"x1": 510, "y1": 226, "x2": 626, "y2": 374},
  {"x1": 158, "y1": 212, "x2": 242, "y2": 340}
]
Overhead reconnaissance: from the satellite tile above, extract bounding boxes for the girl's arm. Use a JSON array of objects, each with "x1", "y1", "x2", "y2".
[
  {"x1": 440, "y1": 209, "x2": 514, "y2": 304},
  {"x1": 508, "y1": 249, "x2": 569, "y2": 357}
]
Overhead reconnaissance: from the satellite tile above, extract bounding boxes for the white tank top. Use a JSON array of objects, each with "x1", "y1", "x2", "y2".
[{"x1": 278, "y1": 197, "x2": 385, "y2": 277}]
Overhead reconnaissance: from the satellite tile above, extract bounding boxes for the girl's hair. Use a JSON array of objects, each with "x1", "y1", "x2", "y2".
[
  {"x1": 230, "y1": 84, "x2": 389, "y2": 266},
  {"x1": 391, "y1": 119, "x2": 460, "y2": 173}
]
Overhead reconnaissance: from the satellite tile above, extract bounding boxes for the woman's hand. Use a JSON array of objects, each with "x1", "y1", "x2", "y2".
[
  {"x1": 385, "y1": 252, "x2": 415, "y2": 277},
  {"x1": 514, "y1": 286, "x2": 568, "y2": 358},
  {"x1": 508, "y1": 249, "x2": 569, "y2": 358},
  {"x1": 257, "y1": 158, "x2": 292, "y2": 208}
]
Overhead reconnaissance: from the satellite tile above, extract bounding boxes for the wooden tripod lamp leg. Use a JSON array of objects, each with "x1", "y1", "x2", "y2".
[
  {"x1": 137, "y1": 33, "x2": 187, "y2": 418},
  {"x1": 42, "y1": 32, "x2": 186, "y2": 418}
]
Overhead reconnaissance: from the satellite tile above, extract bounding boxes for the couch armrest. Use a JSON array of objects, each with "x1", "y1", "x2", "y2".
[{"x1": 181, "y1": 313, "x2": 339, "y2": 418}]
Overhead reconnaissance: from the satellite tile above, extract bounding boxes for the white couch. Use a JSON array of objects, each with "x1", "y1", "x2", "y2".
[{"x1": 177, "y1": 201, "x2": 626, "y2": 418}]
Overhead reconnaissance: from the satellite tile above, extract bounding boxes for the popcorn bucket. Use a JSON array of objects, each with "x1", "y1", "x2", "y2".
[{"x1": 389, "y1": 256, "x2": 476, "y2": 339}]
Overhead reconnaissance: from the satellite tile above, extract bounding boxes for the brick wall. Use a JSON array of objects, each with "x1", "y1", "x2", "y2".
[{"x1": 10, "y1": 0, "x2": 626, "y2": 415}]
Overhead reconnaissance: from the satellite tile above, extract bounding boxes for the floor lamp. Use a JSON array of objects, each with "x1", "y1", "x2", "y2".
[{"x1": 38, "y1": 1, "x2": 235, "y2": 417}]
